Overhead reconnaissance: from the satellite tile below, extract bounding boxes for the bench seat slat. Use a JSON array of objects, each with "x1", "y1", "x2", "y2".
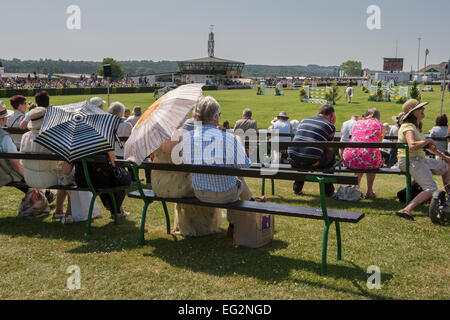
[
  {"x1": 128, "y1": 190, "x2": 364, "y2": 223},
  {"x1": 250, "y1": 163, "x2": 403, "y2": 174}
]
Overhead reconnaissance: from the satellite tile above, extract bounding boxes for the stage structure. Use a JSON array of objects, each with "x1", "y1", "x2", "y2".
[{"x1": 177, "y1": 26, "x2": 245, "y2": 85}]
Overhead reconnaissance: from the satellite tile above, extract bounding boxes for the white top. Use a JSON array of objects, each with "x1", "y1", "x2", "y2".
[
  {"x1": 389, "y1": 125, "x2": 399, "y2": 137},
  {"x1": 429, "y1": 125, "x2": 448, "y2": 153},
  {"x1": 114, "y1": 121, "x2": 133, "y2": 158},
  {"x1": 126, "y1": 115, "x2": 141, "y2": 127},
  {"x1": 340, "y1": 119, "x2": 357, "y2": 142},
  {"x1": 272, "y1": 120, "x2": 292, "y2": 142}
]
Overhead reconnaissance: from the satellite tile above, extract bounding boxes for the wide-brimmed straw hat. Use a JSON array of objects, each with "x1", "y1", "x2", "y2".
[
  {"x1": 27, "y1": 107, "x2": 46, "y2": 130},
  {"x1": 0, "y1": 101, "x2": 14, "y2": 120},
  {"x1": 400, "y1": 99, "x2": 429, "y2": 123},
  {"x1": 392, "y1": 112, "x2": 404, "y2": 124},
  {"x1": 277, "y1": 111, "x2": 289, "y2": 119}
]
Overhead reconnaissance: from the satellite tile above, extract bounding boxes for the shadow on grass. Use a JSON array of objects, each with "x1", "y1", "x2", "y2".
[
  {"x1": 143, "y1": 236, "x2": 393, "y2": 299},
  {"x1": 0, "y1": 215, "x2": 141, "y2": 253}
]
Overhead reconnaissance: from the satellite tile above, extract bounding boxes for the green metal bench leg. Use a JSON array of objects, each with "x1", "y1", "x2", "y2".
[
  {"x1": 271, "y1": 179, "x2": 275, "y2": 196},
  {"x1": 261, "y1": 178, "x2": 265, "y2": 196},
  {"x1": 87, "y1": 193, "x2": 98, "y2": 235},
  {"x1": 321, "y1": 223, "x2": 330, "y2": 276},
  {"x1": 335, "y1": 221, "x2": 342, "y2": 260},
  {"x1": 161, "y1": 201, "x2": 171, "y2": 235},
  {"x1": 109, "y1": 193, "x2": 118, "y2": 225},
  {"x1": 140, "y1": 201, "x2": 150, "y2": 245}
]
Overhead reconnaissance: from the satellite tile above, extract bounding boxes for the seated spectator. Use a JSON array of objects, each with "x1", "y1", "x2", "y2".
[
  {"x1": 62, "y1": 151, "x2": 130, "y2": 219},
  {"x1": 19, "y1": 102, "x2": 38, "y2": 130},
  {"x1": 219, "y1": 120, "x2": 230, "y2": 132},
  {"x1": 21, "y1": 90, "x2": 51, "y2": 131},
  {"x1": 0, "y1": 102, "x2": 26, "y2": 194},
  {"x1": 90, "y1": 97, "x2": 106, "y2": 110},
  {"x1": 270, "y1": 112, "x2": 293, "y2": 163},
  {"x1": 20, "y1": 107, "x2": 72, "y2": 221},
  {"x1": 126, "y1": 106, "x2": 142, "y2": 127},
  {"x1": 429, "y1": 114, "x2": 448, "y2": 154},
  {"x1": 290, "y1": 119, "x2": 300, "y2": 133},
  {"x1": 342, "y1": 108, "x2": 384, "y2": 199},
  {"x1": 339, "y1": 115, "x2": 359, "y2": 157},
  {"x1": 108, "y1": 102, "x2": 133, "y2": 158},
  {"x1": 395, "y1": 99, "x2": 450, "y2": 220},
  {"x1": 7, "y1": 95, "x2": 27, "y2": 148},
  {"x1": 287, "y1": 104, "x2": 336, "y2": 196},
  {"x1": 181, "y1": 96, "x2": 255, "y2": 235},
  {"x1": 234, "y1": 108, "x2": 258, "y2": 133},
  {"x1": 124, "y1": 107, "x2": 131, "y2": 120},
  {"x1": 7, "y1": 95, "x2": 27, "y2": 128}
]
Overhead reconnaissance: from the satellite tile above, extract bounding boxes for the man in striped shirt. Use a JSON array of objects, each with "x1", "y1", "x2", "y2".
[
  {"x1": 182, "y1": 96, "x2": 252, "y2": 203},
  {"x1": 287, "y1": 104, "x2": 337, "y2": 196}
]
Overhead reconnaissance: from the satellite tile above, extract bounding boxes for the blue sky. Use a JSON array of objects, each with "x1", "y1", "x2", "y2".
[{"x1": 1, "y1": 0, "x2": 449, "y2": 70}]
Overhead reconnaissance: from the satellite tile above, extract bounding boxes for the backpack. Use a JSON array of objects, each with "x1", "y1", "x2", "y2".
[{"x1": 335, "y1": 185, "x2": 363, "y2": 201}]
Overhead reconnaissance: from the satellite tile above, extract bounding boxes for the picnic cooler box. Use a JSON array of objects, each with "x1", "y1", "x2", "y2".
[{"x1": 229, "y1": 211, "x2": 274, "y2": 248}]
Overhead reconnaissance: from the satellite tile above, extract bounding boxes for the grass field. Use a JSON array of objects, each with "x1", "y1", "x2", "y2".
[{"x1": 0, "y1": 86, "x2": 449, "y2": 300}]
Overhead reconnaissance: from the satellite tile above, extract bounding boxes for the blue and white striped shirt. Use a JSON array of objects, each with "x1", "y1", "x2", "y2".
[{"x1": 182, "y1": 124, "x2": 250, "y2": 192}]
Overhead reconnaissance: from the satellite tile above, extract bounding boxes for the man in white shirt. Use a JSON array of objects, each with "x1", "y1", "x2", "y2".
[{"x1": 339, "y1": 115, "x2": 358, "y2": 157}]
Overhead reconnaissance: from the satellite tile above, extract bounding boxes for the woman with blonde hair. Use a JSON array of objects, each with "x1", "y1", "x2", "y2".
[{"x1": 342, "y1": 108, "x2": 384, "y2": 198}]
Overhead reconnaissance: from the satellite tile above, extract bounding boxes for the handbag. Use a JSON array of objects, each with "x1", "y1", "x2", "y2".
[
  {"x1": 335, "y1": 185, "x2": 363, "y2": 201},
  {"x1": 112, "y1": 166, "x2": 132, "y2": 187},
  {"x1": 18, "y1": 189, "x2": 51, "y2": 219}
]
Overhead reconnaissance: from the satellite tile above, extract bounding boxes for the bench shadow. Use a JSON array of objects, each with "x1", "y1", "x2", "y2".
[
  {"x1": 0, "y1": 216, "x2": 141, "y2": 253},
  {"x1": 142, "y1": 236, "x2": 394, "y2": 299},
  {"x1": 270, "y1": 194, "x2": 430, "y2": 217}
]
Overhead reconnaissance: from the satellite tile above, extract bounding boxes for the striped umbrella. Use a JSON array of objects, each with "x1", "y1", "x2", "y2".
[
  {"x1": 124, "y1": 83, "x2": 203, "y2": 165},
  {"x1": 35, "y1": 101, "x2": 121, "y2": 162}
]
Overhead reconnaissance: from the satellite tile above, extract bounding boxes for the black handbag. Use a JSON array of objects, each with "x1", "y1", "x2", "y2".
[{"x1": 112, "y1": 167, "x2": 132, "y2": 187}]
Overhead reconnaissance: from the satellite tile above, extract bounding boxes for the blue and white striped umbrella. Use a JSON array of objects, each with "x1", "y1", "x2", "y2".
[{"x1": 35, "y1": 101, "x2": 121, "y2": 162}]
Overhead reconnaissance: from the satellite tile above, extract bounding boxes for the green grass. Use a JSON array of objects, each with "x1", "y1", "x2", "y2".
[{"x1": 0, "y1": 86, "x2": 449, "y2": 299}]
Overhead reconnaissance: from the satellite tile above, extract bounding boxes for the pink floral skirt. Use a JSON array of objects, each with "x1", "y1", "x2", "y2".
[{"x1": 342, "y1": 148, "x2": 383, "y2": 170}]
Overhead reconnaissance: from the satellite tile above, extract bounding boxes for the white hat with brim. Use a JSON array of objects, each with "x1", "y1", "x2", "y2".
[
  {"x1": 27, "y1": 107, "x2": 46, "y2": 131},
  {"x1": 0, "y1": 102, "x2": 14, "y2": 120}
]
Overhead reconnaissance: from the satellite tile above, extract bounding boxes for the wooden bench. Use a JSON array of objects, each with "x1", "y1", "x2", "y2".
[
  {"x1": 116, "y1": 160, "x2": 364, "y2": 275},
  {"x1": 0, "y1": 152, "x2": 137, "y2": 234},
  {"x1": 247, "y1": 141, "x2": 413, "y2": 203}
]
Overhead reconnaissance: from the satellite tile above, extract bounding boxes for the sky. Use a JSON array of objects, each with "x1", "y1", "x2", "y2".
[{"x1": 1, "y1": 0, "x2": 449, "y2": 70}]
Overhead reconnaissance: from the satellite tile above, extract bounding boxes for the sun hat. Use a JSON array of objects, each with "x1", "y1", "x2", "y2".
[
  {"x1": 27, "y1": 107, "x2": 46, "y2": 130},
  {"x1": 400, "y1": 99, "x2": 429, "y2": 123},
  {"x1": 90, "y1": 97, "x2": 106, "y2": 108},
  {"x1": 277, "y1": 111, "x2": 289, "y2": 119},
  {"x1": 392, "y1": 112, "x2": 404, "y2": 124},
  {"x1": 0, "y1": 101, "x2": 14, "y2": 120}
]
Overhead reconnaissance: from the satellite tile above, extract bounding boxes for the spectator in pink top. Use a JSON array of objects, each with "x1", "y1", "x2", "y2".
[{"x1": 342, "y1": 108, "x2": 384, "y2": 199}]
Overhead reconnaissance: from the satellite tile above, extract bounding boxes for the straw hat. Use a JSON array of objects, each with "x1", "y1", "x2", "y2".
[
  {"x1": 391, "y1": 112, "x2": 404, "y2": 124},
  {"x1": 0, "y1": 101, "x2": 14, "y2": 120},
  {"x1": 27, "y1": 107, "x2": 46, "y2": 130},
  {"x1": 277, "y1": 111, "x2": 289, "y2": 119},
  {"x1": 400, "y1": 99, "x2": 429, "y2": 123}
]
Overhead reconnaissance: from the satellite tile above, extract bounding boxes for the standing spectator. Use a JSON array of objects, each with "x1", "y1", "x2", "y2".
[
  {"x1": 345, "y1": 84, "x2": 354, "y2": 103},
  {"x1": 90, "y1": 97, "x2": 106, "y2": 110},
  {"x1": 288, "y1": 104, "x2": 336, "y2": 196},
  {"x1": 342, "y1": 108, "x2": 384, "y2": 199},
  {"x1": 429, "y1": 114, "x2": 448, "y2": 154},
  {"x1": 126, "y1": 106, "x2": 142, "y2": 127}
]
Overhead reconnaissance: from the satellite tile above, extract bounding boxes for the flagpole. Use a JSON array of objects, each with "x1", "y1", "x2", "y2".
[{"x1": 440, "y1": 63, "x2": 448, "y2": 115}]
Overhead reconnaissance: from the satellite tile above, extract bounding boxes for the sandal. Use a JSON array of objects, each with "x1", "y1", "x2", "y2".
[
  {"x1": 365, "y1": 193, "x2": 376, "y2": 199},
  {"x1": 396, "y1": 209, "x2": 414, "y2": 221},
  {"x1": 61, "y1": 214, "x2": 73, "y2": 224},
  {"x1": 253, "y1": 196, "x2": 267, "y2": 202},
  {"x1": 52, "y1": 212, "x2": 65, "y2": 220}
]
